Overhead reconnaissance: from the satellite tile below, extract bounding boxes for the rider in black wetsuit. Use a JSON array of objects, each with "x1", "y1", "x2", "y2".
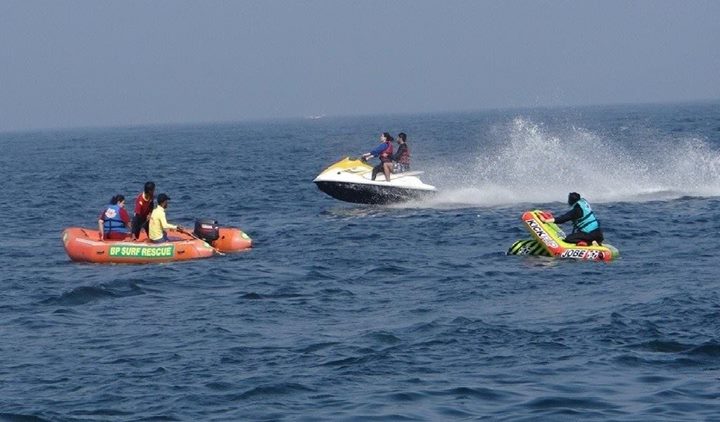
[{"x1": 542, "y1": 192, "x2": 604, "y2": 245}]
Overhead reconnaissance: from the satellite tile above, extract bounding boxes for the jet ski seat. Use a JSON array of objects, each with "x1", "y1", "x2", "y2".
[{"x1": 361, "y1": 171, "x2": 424, "y2": 180}]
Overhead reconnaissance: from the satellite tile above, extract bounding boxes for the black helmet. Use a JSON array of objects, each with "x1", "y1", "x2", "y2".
[{"x1": 568, "y1": 192, "x2": 581, "y2": 205}]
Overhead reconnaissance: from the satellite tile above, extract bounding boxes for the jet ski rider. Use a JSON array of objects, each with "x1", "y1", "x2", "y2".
[
  {"x1": 362, "y1": 132, "x2": 394, "y2": 182},
  {"x1": 392, "y1": 132, "x2": 410, "y2": 173},
  {"x1": 540, "y1": 192, "x2": 604, "y2": 246}
]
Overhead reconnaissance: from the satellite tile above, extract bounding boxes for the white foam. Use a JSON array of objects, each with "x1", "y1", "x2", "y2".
[{"x1": 419, "y1": 117, "x2": 720, "y2": 207}]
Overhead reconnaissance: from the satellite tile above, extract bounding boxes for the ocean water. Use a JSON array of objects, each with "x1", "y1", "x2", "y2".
[{"x1": 1, "y1": 102, "x2": 719, "y2": 421}]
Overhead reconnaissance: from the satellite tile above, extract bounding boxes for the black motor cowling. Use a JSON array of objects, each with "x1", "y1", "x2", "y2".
[{"x1": 194, "y1": 219, "x2": 220, "y2": 242}]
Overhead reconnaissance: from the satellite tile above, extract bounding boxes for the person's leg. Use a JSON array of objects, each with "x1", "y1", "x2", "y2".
[
  {"x1": 383, "y1": 161, "x2": 392, "y2": 181},
  {"x1": 167, "y1": 231, "x2": 187, "y2": 242},
  {"x1": 131, "y1": 215, "x2": 142, "y2": 239},
  {"x1": 151, "y1": 232, "x2": 169, "y2": 243},
  {"x1": 372, "y1": 164, "x2": 382, "y2": 180},
  {"x1": 564, "y1": 231, "x2": 594, "y2": 245}
]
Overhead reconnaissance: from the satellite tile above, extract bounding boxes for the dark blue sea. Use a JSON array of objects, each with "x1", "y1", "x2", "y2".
[{"x1": 1, "y1": 102, "x2": 720, "y2": 421}]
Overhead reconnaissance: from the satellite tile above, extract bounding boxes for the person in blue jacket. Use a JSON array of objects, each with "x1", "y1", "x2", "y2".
[
  {"x1": 361, "y1": 132, "x2": 394, "y2": 182},
  {"x1": 541, "y1": 192, "x2": 604, "y2": 245},
  {"x1": 97, "y1": 195, "x2": 131, "y2": 240}
]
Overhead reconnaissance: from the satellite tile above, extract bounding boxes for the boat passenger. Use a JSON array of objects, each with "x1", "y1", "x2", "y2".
[
  {"x1": 131, "y1": 181, "x2": 155, "y2": 240},
  {"x1": 361, "y1": 132, "x2": 394, "y2": 182},
  {"x1": 98, "y1": 195, "x2": 131, "y2": 241},
  {"x1": 541, "y1": 192, "x2": 604, "y2": 245},
  {"x1": 392, "y1": 132, "x2": 410, "y2": 173},
  {"x1": 148, "y1": 193, "x2": 183, "y2": 243}
]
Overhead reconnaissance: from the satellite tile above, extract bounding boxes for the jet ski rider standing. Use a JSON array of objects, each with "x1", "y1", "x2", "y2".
[
  {"x1": 362, "y1": 132, "x2": 394, "y2": 182},
  {"x1": 541, "y1": 192, "x2": 604, "y2": 246}
]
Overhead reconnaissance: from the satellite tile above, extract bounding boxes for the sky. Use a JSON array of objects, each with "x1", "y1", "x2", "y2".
[{"x1": 1, "y1": 0, "x2": 719, "y2": 132}]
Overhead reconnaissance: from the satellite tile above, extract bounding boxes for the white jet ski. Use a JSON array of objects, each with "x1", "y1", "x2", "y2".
[{"x1": 313, "y1": 157, "x2": 437, "y2": 204}]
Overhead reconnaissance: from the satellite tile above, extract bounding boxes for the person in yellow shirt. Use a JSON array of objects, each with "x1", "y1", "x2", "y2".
[{"x1": 148, "y1": 193, "x2": 183, "y2": 243}]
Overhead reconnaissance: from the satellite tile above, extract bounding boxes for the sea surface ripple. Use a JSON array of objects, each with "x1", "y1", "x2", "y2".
[{"x1": 1, "y1": 102, "x2": 719, "y2": 421}]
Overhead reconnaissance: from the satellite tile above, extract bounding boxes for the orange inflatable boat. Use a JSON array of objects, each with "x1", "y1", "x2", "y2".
[{"x1": 62, "y1": 222, "x2": 252, "y2": 264}]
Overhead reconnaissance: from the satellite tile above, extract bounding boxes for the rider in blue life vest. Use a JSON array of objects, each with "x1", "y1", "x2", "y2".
[
  {"x1": 541, "y1": 192, "x2": 604, "y2": 245},
  {"x1": 361, "y1": 132, "x2": 394, "y2": 182},
  {"x1": 98, "y1": 195, "x2": 131, "y2": 241}
]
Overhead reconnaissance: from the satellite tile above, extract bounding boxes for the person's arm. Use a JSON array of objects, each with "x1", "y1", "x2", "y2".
[
  {"x1": 134, "y1": 195, "x2": 143, "y2": 216},
  {"x1": 159, "y1": 210, "x2": 177, "y2": 230},
  {"x1": 98, "y1": 214, "x2": 105, "y2": 240},
  {"x1": 393, "y1": 144, "x2": 408, "y2": 161},
  {"x1": 120, "y1": 208, "x2": 131, "y2": 229},
  {"x1": 552, "y1": 204, "x2": 582, "y2": 224},
  {"x1": 381, "y1": 143, "x2": 392, "y2": 159},
  {"x1": 368, "y1": 143, "x2": 388, "y2": 157}
]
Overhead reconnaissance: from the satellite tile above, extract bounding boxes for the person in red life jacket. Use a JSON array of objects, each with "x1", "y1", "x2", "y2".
[
  {"x1": 98, "y1": 195, "x2": 131, "y2": 241},
  {"x1": 361, "y1": 132, "x2": 394, "y2": 182},
  {"x1": 131, "y1": 181, "x2": 155, "y2": 240},
  {"x1": 392, "y1": 132, "x2": 411, "y2": 173}
]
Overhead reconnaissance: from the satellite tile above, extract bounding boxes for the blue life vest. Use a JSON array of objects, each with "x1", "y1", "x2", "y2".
[
  {"x1": 571, "y1": 198, "x2": 599, "y2": 233},
  {"x1": 102, "y1": 204, "x2": 128, "y2": 234}
]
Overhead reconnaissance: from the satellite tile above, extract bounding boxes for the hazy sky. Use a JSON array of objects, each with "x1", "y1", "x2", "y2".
[{"x1": 1, "y1": 0, "x2": 719, "y2": 132}]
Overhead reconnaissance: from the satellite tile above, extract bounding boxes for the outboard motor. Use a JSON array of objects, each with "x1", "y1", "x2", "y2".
[{"x1": 194, "y1": 219, "x2": 220, "y2": 242}]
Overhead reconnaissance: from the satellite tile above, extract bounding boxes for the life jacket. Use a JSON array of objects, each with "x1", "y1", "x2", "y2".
[
  {"x1": 395, "y1": 144, "x2": 410, "y2": 164},
  {"x1": 571, "y1": 198, "x2": 599, "y2": 233},
  {"x1": 102, "y1": 204, "x2": 128, "y2": 234},
  {"x1": 380, "y1": 142, "x2": 393, "y2": 161}
]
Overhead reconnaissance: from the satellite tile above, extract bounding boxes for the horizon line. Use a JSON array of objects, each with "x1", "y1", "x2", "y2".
[{"x1": 1, "y1": 97, "x2": 718, "y2": 136}]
